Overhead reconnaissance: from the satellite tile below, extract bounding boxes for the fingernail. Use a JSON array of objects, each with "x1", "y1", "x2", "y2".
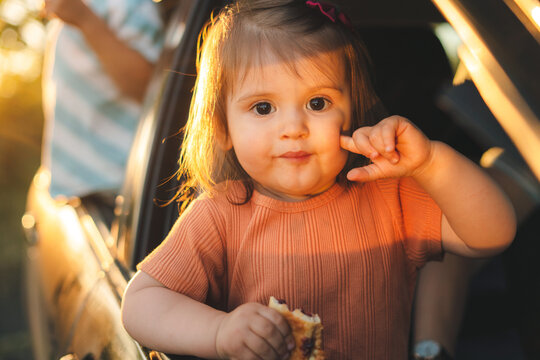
[
  {"x1": 370, "y1": 151, "x2": 379, "y2": 159},
  {"x1": 391, "y1": 157, "x2": 399, "y2": 164},
  {"x1": 287, "y1": 340, "x2": 295, "y2": 351},
  {"x1": 385, "y1": 146, "x2": 393, "y2": 152}
]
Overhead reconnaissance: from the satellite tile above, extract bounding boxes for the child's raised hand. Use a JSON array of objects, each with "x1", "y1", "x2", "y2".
[
  {"x1": 340, "y1": 116, "x2": 434, "y2": 182},
  {"x1": 215, "y1": 302, "x2": 295, "y2": 360}
]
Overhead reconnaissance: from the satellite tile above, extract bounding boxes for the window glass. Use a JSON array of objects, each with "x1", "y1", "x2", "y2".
[{"x1": 112, "y1": 1, "x2": 196, "y2": 270}]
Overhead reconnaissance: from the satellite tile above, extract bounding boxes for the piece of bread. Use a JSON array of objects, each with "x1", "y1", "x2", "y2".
[{"x1": 268, "y1": 296, "x2": 325, "y2": 360}]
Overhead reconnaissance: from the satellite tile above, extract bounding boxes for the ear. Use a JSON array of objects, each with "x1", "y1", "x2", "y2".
[{"x1": 219, "y1": 135, "x2": 233, "y2": 151}]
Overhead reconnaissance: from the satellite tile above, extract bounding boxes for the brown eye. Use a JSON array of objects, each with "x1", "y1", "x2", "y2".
[
  {"x1": 308, "y1": 97, "x2": 329, "y2": 111},
  {"x1": 253, "y1": 102, "x2": 273, "y2": 115}
]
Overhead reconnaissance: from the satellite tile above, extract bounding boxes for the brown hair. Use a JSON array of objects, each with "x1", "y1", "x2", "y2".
[{"x1": 175, "y1": 0, "x2": 382, "y2": 211}]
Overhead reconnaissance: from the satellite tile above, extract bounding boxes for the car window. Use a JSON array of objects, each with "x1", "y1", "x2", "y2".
[
  {"x1": 112, "y1": 0, "x2": 218, "y2": 271},
  {"x1": 432, "y1": 23, "x2": 519, "y2": 154},
  {"x1": 428, "y1": 1, "x2": 540, "y2": 221},
  {"x1": 432, "y1": 0, "x2": 540, "y2": 180},
  {"x1": 111, "y1": 0, "x2": 196, "y2": 270},
  {"x1": 356, "y1": 6, "x2": 540, "y2": 225}
]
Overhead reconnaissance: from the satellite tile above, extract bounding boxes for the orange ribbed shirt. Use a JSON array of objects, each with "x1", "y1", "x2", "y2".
[{"x1": 139, "y1": 178, "x2": 442, "y2": 359}]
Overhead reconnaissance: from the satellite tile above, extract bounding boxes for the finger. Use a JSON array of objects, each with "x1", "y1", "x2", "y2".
[
  {"x1": 341, "y1": 134, "x2": 379, "y2": 160},
  {"x1": 366, "y1": 126, "x2": 386, "y2": 155},
  {"x1": 380, "y1": 121, "x2": 396, "y2": 152},
  {"x1": 244, "y1": 330, "x2": 279, "y2": 360},
  {"x1": 259, "y1": 308, "x2": 292, "y2": 339},
  {"x1": 340, "y1": 135, "x2": 357, "y2": 153},
  {"x1": 369, "y1": 123, "x2": 399, "y2": 164},
  {"x1": 251, "y1": 313, "x2": 291, "y2": 357},
  {"x1": 379, "y1": 123, "x2": 400, "y2": 164},
  {"x1": 230, "y1": 343, "x2": 263, "y2": 360},
  {"x1": 260, "y1": 309, "x2": 295, "y2": 351},
  {"x1": 39, "y1": 0, "x2": 48, "y2": 18},
  {"x1": 347, "y1": 164, "x2": 381, "y2": 183}
]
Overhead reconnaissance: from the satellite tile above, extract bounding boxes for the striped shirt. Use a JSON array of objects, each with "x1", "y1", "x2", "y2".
[
  {"x1": 139, "y1": 179, "x2": 443, "y2": 359},
  {"x1": 42, "y1": 0, "x2": 164, "y2": 198}
]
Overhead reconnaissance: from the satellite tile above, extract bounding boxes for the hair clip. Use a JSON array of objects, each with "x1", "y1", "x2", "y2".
[{"x1": 305, "y1": 0, "x2": 352, "y2": 29}]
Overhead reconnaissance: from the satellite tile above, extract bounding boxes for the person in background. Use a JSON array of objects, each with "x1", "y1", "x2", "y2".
[
  {"x1": 412, "y1": 253, "x2": 485, "y2": 360},
  {"x1": 40, "y1": 0, "x2": 164, "y2": 206}
]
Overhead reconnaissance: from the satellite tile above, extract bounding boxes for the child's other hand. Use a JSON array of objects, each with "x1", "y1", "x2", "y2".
[
  {"x1": 340, "y1": 116, "x2": 434, "y2": 182},
  {"x1": 215, "y1": 302, "x2": 295, "y2": 360}
]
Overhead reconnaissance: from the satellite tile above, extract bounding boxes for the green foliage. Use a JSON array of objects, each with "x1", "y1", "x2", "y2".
[
  {"x1": 0, "y1": 2, "x2": 45, "y2": 357},
  {"x1": 0, "y1": 74, "x2": 43, "y2": 250},
  {"x1": 0, "y1": 70, "x2": 42, "y2": 360}
]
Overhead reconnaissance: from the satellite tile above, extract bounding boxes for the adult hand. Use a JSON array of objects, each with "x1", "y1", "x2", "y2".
[
  {"x1": 215, "y1": 302, "x2": 295, "y2": 359},
  {"x1": 340, "y1": 115, "x2": 434, "y2": 182},
  {"x1": 42, "y1": 0, "x2": 92, "y2": 28}
]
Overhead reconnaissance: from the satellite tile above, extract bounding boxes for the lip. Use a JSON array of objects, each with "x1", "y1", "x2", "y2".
[{"x1": 279, "y1": 151, "x2": 312, "y2": 160}]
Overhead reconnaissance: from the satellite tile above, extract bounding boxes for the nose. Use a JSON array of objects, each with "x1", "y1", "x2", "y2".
[{"x1": 279, "y1": 109, "x2": 309, "y2": 139}]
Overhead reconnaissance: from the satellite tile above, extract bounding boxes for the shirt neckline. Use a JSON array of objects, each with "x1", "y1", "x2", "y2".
[{"x1": 251, "y1": 182, "x2": 345, "y2": 212}]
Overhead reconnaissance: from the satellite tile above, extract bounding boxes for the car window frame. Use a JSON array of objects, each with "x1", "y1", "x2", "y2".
[
  {"x1": 432, "y1": 0, "x2": 540, "y2": 180},
  {"x1": 113, "y1": 0, "x2": 221, "y2": 271}
]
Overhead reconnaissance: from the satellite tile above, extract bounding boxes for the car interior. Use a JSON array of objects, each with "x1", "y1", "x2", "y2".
[
  {"x1": 356, "y1": 4, "x2": 540, "y2": 359},
  {"x1": 359, "y1": 24, "x2": 539, "y2": 360}
]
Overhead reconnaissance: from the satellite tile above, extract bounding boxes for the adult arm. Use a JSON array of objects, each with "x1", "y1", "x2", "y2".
[{"x1": 43, "y1": 0, "x2": 155, "y2": 102}]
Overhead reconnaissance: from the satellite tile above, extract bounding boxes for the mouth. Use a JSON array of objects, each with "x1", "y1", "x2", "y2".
[{"x1": 279, "y1": 151, "x2": 312, "y2": 161}]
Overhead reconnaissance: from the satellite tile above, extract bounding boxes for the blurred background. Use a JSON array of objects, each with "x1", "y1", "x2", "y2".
[{"x1": 0, "y1": 0, "x2": 45, "y2": 358}]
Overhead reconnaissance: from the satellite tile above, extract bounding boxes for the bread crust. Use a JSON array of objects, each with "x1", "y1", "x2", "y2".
[{"x1": 268, "y1": 297, "x2": 325, "y2": 360}]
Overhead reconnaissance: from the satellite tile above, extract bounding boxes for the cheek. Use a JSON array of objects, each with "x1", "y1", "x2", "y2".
[
  {"x1": 233, "y1": 143, "x2": 269, "y2": 182},
  {"x1": 316, "y1": 130, "x2": 348, "y2": 166},
  {"x1": 333, "y1": 147, "x2": 349, "y2": 169},
  {"x1": 229, "y1": 127, "x2": 267, "y2": 170},
  {"x1": 233, "y1": 139, "x2": 253, "y2": 163},
  {"x1": 317, "y1": 121, "x2": 344, "y2": 150}
]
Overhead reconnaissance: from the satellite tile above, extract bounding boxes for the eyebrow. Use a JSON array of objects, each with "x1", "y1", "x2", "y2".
[
  {"x1": 234, "y1": 85, "x2": 345, "y2": 104},
  {"x1": 234, "y1": 92, "x2": 273, "y2": 104}
]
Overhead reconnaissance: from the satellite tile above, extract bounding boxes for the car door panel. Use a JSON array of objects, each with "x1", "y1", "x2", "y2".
[{"x1": 25, "y1": 173, "x2": 108, "y2": 357}]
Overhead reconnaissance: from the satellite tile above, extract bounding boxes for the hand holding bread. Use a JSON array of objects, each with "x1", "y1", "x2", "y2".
[
  {"x1": 214, "y1": 302, "x2": 295, "y2": 359},
  {"x1": 268, "y1": 297, "x2": 325, "y2": 360}
]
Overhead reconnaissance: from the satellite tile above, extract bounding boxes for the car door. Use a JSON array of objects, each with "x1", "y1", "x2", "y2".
[
  {"x1": 66, "y1": 1, "x2": 221, "y2": 359},
  {"x1": 24, "y1": 1, "x2": 218, "y2": 359},
  {"x1": 24, "y1": 180, "x2": 112, "y2": 360},
  {"x1": 113, "y1": 0, "x2": 218, "y2": 271}
]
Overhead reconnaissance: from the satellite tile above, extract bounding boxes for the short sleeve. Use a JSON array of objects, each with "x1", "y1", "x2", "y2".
[
  {"x1": 399, "y1": 177, "x2": 443, "y2": 266},
  {"x1": 102, "y1": 0, "x2": 164, "y2": 63},
  {"x1": 137, "y1": 199, "x2": 226, "y2": 304},
  {"x1": 119, "y1": 0, "x2": 164, "y2": 62}
]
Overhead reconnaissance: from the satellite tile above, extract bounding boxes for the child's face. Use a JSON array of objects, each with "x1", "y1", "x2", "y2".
[{"x1": 225, "y1": 50, "x2": 351, "y2": 201}]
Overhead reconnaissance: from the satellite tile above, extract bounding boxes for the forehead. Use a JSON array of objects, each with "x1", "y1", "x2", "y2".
[{"x1": 229, "y1": 48, "x2": 347, "y2": 96}]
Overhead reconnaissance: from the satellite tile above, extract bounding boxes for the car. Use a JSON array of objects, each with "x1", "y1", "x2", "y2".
[{"x1": 22, "y1": 0, "x2": 540, "y2": 359}]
